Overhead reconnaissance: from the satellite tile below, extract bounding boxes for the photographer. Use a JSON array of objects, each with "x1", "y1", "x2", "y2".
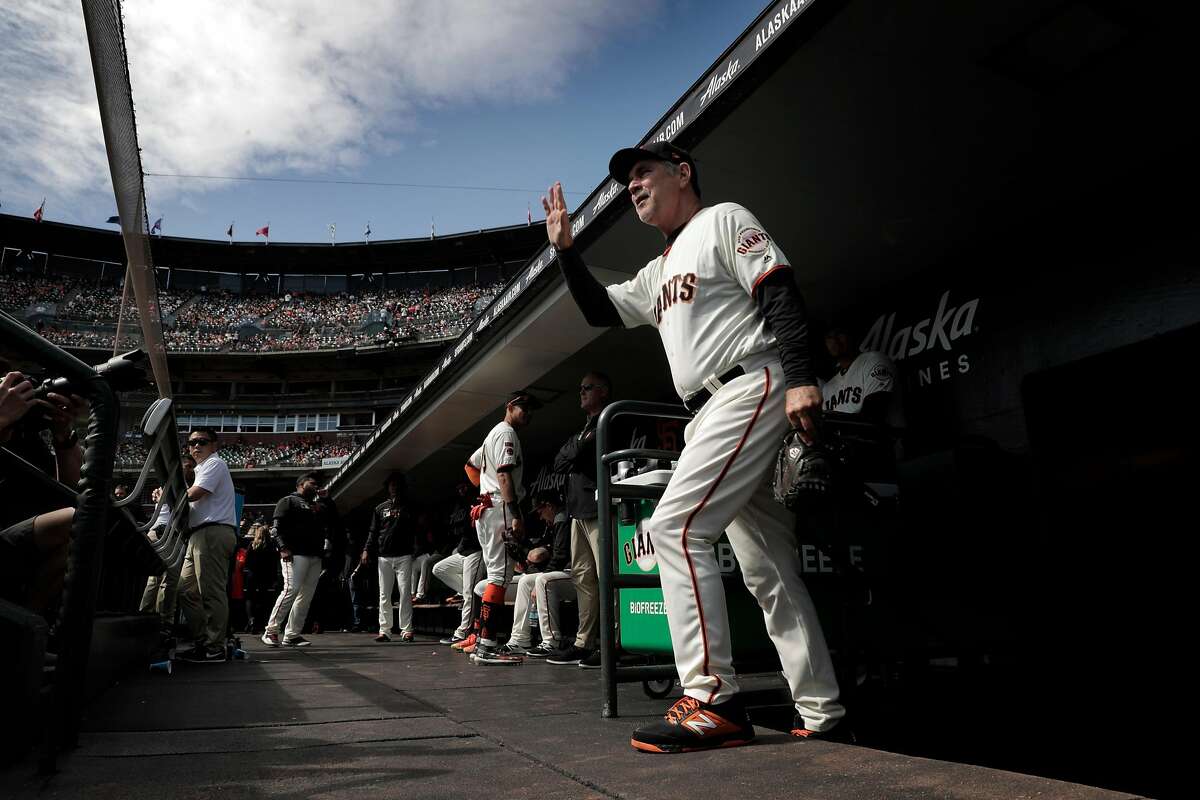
[{"x1": 0, "y1": 368, "x2": 88, "y2": 620}]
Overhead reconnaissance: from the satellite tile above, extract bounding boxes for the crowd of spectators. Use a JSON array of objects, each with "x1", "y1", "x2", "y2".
[
  {"x1": 4, "y1": 272, "x2": 504, "y2": 354},
  {"x1": 116, "y1": 434, "x2": 356, "y2": 471},
  {"x1": 0, "y1": 273, "x2": 76, "y2": 311}
]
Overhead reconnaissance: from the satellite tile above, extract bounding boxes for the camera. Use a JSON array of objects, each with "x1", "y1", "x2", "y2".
[{"x1": 17, "y1": 349, "x2": 150, "y2": 431}]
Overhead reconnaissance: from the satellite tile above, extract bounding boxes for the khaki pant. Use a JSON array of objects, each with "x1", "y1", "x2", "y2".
[
  {"x1": 176, "y1": 524, "x2": 236, "y2": 648},
  {"x1": 139, "y1": 565, "x2": 179, "y2": 631},
  {"x1": 569, "y1": 516, "x2": 601, "y2": 649}
]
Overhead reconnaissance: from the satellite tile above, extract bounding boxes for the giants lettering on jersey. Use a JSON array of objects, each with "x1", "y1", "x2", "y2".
[
  {"x1": 824, "y1": 386, "x2": 863, "y2": 411},
  {"x1": 653, "y1": 272, "x2": 698, "y2": 324}
]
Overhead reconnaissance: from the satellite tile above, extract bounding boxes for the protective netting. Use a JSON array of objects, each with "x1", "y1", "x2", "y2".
[{"x1": 80, "y1": 0, "x2": 171, "y2": 399}]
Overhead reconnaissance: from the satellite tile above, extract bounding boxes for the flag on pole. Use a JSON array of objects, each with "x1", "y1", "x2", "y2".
[
  {"x1": 363, "y1": 221, "x2": 371, "y2": 243},
  {"x1": 327, "y1": 223, "x2": 335, "y2": 245},
  {"x1": 106, "y1": 214, "x2": 120, "y2": 224},
  {"x1": 151, "y1": 217, "x2": 162, "y2": 235},
  {"x1": 33, "y1": 199, "x2": 45, "y2": 222},
  {"x1": 430, "y1": 216, "x2": 435, "y2": 239},
  {"x1": 527, "y1": 203, "x2": 532, "y2": 226},
  {"x1": 256, "y1": 223, "x2": 270, "y2": 244},
  {"x1": 226, "y1": 222, "x2": 234, "y2": 243}
]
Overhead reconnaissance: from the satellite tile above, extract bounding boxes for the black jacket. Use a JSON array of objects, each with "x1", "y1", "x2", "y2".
[
  {"x1": 449, "y1": 499, "x2": 480, "y2": 554},
  {"x1": 271, "y1": 493, "x2": 325, "y2": 557},
  {"x1": 545, "y1": 512, "x2": 571, "y2": 573},
  {"x1": 364, "y1": 497, "x2": 416, "y2": 558},
  {"x1": 554, "y1": 415, "x2": 602, "y2": 520}
]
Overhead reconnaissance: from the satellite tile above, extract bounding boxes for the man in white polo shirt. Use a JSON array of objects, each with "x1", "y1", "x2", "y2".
[{"x1": 177, "y1": 427, "x2": 238, "y2": 663}]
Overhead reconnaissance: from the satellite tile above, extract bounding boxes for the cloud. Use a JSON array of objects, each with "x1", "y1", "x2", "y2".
[{"x1": 0, "y1": 0, "x2": 659, "y2": 218}]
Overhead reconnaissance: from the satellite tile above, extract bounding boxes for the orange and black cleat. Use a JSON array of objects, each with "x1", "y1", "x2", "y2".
[
  {"x1": 790, "y1": 714, "x2": 854, "y2": 743},
  {"x1": 631, "y1": 695, "x2": 755, "y2": 754}
]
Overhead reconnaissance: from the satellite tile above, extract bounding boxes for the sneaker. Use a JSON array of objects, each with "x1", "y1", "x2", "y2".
[
  {"x1": 471, "y1": 642, "x2": 523, "y2": 666},
  {"x1": 547, "y1": 645, "x2": 589, "y2": 665},
  {"x1": 578, "y1": 649, "x2": 602, "y2": 669},
  {"x1": 350, "y1": 624, "x2": 367, "y2": 633},
  {"x1": 439, "y1": 634, "x2": 466, "y2": 646},
  {"x1": 375, "y1": 633, "x2": 392, "y2": 643},
  {"x1": 631, "y1": 696, "x2": 755, "y2": 754},
  {"x1": 178, "y1": 646, "x2": 226, "y2": 664},
  {"x1": 461, "y1": 642, "x2": 477, "y2": 655},
  {"x1": 503, "y1": 642, "x2": 532, "y2": 655},
  {"x1": 445, "y1": 594, "x2": 463, "y2": 605},
  {"x1": 790, "y1": 714, "x2": 854, "y2": 743},
  {"x1": 282, "y1": 636, "x2": 311, "y2": 647},
  {"x1": 261, "y1": 632, "x2": 281, "y2": 647},
  {"x1": 399, "y1": 631, "x2": 415, "y2": 643},
  {"x1": 451, "y1": 634, "x2": 477, "y2": 651},
  {"x1": 525, "y1": 642, "x2": 556, "y2": 659}
]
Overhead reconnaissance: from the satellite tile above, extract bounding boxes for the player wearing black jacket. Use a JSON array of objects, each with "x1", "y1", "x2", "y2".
[
  {"x1": 432, "y1": 483, "x2": 484, "y2": 645},
  {"x1": 361, "y1": 472, "x2": 417, "y2": 642},
  {"x1": 262, "y1": 473, "x2": 325, "y2": 647},
  {"x1": 506, "y1": 491, "x2": 576, "y2": 657}
]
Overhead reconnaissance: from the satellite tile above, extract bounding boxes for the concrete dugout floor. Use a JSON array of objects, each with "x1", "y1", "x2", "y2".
[{"x1": 3, "y1": 634, "x2": 1142, "y2": 800}]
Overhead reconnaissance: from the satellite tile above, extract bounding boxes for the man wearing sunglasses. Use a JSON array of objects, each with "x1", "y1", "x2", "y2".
[
  {"x1": 547, "y1": 372, "x2": 615, "y2": 667},
  {"x1": 176, "y1": 427, "x2": 237, "y2": 663}
]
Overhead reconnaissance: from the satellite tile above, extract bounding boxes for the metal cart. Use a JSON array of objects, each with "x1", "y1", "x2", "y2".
[{"x1": 594, "y1": 400, "x2": 899, "y2": 719}]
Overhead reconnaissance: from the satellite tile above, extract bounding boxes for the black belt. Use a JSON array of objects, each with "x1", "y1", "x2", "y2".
[{"x1": 683, "y1": 365, "x2": 746, "y2": 414}]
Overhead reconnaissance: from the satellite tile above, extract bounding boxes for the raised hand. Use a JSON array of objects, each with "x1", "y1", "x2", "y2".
[{"x1": 541, "y1": 182, "x2": 574, "y2": 250}]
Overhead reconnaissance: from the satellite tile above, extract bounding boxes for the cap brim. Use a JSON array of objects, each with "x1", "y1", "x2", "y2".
[
  {"x1": 608, "y1": 147, "x2": 657, "y2": 185},
  {"x1": 509, "y1": 394, "x2": 544, "y2": 410}
]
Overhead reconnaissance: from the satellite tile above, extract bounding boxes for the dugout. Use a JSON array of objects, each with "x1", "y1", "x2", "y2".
[{"x1": 329, "y1": 1, "x2": 1196, "y2": 796}]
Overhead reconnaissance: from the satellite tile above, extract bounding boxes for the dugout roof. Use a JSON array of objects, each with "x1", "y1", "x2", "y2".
[
  {"x1": 327, "y1": 0, "x2": 1188, "y2": 509},
  {"x1": 0, "y1": 214, "x2": 544, "y2": 274}
]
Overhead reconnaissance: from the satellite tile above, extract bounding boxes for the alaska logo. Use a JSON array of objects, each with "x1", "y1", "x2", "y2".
[
  {"x1": 859, "y1": 290, "x2": 980, "y2": 361},
  {"x1": 755, "y1": 0, "x2": 808, "y2": 52},
  {"x1": 652, "y1": 272, "x2": 699, "y2": 324},
  {"x1": 735, "y1": 226, "x2": 769, "y2": 255},
  {"x1": 700, "y1": 58, "x2": 740, "y2": 107},
  {"x1": 592, "y1": 182, "x2": 622, "y2": 216}
]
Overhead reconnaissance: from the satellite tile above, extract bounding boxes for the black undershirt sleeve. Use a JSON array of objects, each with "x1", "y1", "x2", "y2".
[
  {"x1": 754, "y1": 269, "x2": 816, "y2": 388},
  {"x1": 556, "y1": 246, "x2": 623, "y2": 328}
]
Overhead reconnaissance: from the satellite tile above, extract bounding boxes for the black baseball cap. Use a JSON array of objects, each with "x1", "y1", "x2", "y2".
[
  {"x1": 507, "y1": 389, "x2": 543, "y2": 410},
  {"x1": 533, "y1": 489, "x2": 562, "y2": 508},
  {"x1": 608, "y1": 141, "x2": 700, "y2": 197}
]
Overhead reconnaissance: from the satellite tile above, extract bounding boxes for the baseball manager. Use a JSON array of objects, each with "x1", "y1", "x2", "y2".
[{"x1": 542, "y1": 141, "x2": 845, "y2": 753}]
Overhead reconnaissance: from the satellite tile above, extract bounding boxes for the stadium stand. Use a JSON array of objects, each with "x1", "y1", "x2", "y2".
[{"x1": 1, "y1": 270, "x2": 502, "y2": 353}]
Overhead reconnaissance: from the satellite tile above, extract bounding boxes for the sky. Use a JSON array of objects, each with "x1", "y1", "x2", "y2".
[{"x1": 1, "y1": 0, "x2": 773, "y2": 243}]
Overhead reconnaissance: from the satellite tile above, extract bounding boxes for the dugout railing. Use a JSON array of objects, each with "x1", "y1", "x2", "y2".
[{"x1": 0, "y1": 309, "x2": 183, "y2": 773}]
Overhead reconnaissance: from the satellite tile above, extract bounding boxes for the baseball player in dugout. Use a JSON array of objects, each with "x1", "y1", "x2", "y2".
[
  {"x1": 362, "y1": 472, "x2": 418, "y2": 643},
  {"x1": 466, "y1": 389, "x2": 542, "y2": 665},
  {"x1": 543, "y1": 141, "x2": 845, "y2": 753},
  {"x1": 821, "y1": 324, "x2": 903, "y2": 428}
]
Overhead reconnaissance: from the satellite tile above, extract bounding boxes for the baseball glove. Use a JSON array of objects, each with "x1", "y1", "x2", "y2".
[{"x1": 772, "y1": 429, "x2": 837, "y2": 509}]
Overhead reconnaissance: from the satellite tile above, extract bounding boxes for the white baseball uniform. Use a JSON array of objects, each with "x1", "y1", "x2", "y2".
[
  {"x1": 606, "y1": 202, "x2": 843, "y2": 730},
  {"x1": 475, "y1": 421, "x2": 524, "y2": 587},
  {"x1": 820, "y1": 350, "x2": 904, "y2": 428}
]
